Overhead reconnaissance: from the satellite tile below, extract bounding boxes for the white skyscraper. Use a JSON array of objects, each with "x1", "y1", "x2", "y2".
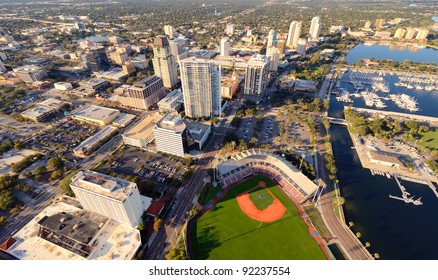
[
  {"x1": 70, "y1": 170, "x2": 145, "y2": 228},
  {"x1": 267, "y1": 29, "x2": 277, "y2": 48},
  {"x1": 153, "y1": 111, "x2": 188, "y2": 157},
  {"x1": 152, "y1": 37, "x2": 179, "y2": 90},
  {"x1": 309, "y1": 16, "x2": 322, "y2": 41},
  {"x1": 164, "y1": 25, "x2": 175, "y2": 39},
  {"x1": 179, "y1": 57, "x2": 221, "y2": 118},
  {"x1": 266, "y1": 46, "x2": 280, "y2": 72},
  {"x1": 296, "y1": 38, "x2": 308, "y2": 54},
  {"x1": 220, "y1": 38, "x2": 231, "y2": 56},
  {"x1": 244, "y1": 54, "x2": 270, "y2": 96},
  {"x1": 286, "y1": 21, "x2": 302, "y2": 48},
  {"x1": 226, "y1": 24, "x2": 235, "y2": 35}
]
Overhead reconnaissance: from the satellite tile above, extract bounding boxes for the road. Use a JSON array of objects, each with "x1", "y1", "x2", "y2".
[{"x1": 145, "y1": 130, "x2": 226, "y2": 260}]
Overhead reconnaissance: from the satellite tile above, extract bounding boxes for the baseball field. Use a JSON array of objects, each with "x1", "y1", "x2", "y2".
[{"x1": 190, "y1": 175, "x2": 328, "y2": 260}]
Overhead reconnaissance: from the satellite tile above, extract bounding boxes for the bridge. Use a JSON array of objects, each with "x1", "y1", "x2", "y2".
[{"x1": 327, "y1": 117, "x2": 349, "y2": 126}]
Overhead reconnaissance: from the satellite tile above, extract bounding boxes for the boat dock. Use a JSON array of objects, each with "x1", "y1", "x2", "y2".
[{"x1": 389, "y1": 176, "x2": 423, "y2": 205}]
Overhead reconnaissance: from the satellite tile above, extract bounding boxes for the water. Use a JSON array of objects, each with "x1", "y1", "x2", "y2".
[
  {"x1": 329, "y1": 65, "x2": 438, "y2": 259},
  {"x1": 330, "y1": 125, "x2": 438, "y2": 259},
  {"x1": 433, "y1": 16, "x2": 438, "y2": 23},
  {"x1": 345, "y1": 43, "x2": 438, "y2": 64},
  {"x1": 329, "y1": 71, "x2": 438, "y2": 118}
]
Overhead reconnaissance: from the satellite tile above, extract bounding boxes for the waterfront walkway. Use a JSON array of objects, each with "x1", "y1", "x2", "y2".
[{"x1": 348, "y1": 107, "x2": 438, "y2": 124}]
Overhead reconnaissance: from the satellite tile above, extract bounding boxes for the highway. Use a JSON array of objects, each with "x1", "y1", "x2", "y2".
[{"x1": 145, "y1": 129, "x2": 226, "y2": 260}]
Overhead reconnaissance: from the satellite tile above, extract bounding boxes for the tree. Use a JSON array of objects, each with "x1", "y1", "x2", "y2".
[
  {"x1": 348, "y1": 221, "x2": 354, "y2": 228},
  {"x1": 356, "y1": 232, "x2": 362, "y2": 238},
  {"x1": 238, "y1": 140, "x2": 248, "y2": 151},
  {"x1": 59, "y1": 171, "x2": 77, "y2": 196},
  {"x1": 0, "y1": 190, "x2": 16, "y2": 211},
  {"x1": 50, "y1": 170, "x2": 64, "y2": 180},
  {"x1": 33, "y1": 166, "x2": 47, "y2": 176},
  {"x1": 373, "y1": 253, "x2": 380, "y2": 259},
  {"x1": 0, "y1": 175, "x2": 17, "y2": 190},
  {"x1": 48, "y1": 157, "x2": 64, "y2": 170},
  {"x1": 154, "y1": 217, "x2": 164, "y2": 232},
  {"x1": 13, "y1": 142, "x2": 23, "y2": 151},
  {"x1": 0, "y1": 215, "x2": 6, "y2": 228},
  {"x1": 365, "y1": 242, "x2": 371, "y2": 248}
]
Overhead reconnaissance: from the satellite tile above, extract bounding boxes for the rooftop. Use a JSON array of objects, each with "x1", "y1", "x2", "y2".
[
  {"x1": 38, "y1": 98, "x2": 64, "y2": 111},
  {"x1": 21, "y1": 106, "x2": 54, "y2": 118},
  {"x1": 186, "y1": 121, "x2": 210, "y2": 142},
  {"x1": 131, "y1": 76, "x2": 162, "y2": 89},
  {"x1": 155, "y1": 111, "x2": 186, "y2": 132},
  {"x1": 157, "y1": 89, "x2": 183, "y2": 106},
  {"x1": 13, "y1": 64, "x2": 45, "y2": 73},
  {"x1": 112, "y1": 113, "x2": 136, "y2": 127},
  {"x1": 153, "y1": 37, "x2": 169, "y2": 47},
  {"x1": 70, "y1": 170, "x2": 138, "y2": 201},
  {"x1": 368, "y1": 150, "x2": 405, "y2": 167},
  {"x1": 123, "y1": 112, "x2": 161, "y2": 140},
  {"x1": 71, "y1": 105, "x2": 120, "y2": 121},
  {"x1": 6, "y1": 202, "x2": 141, "y2": 260},
  {"x1": 73, "y1": 126, "x2": 117, "y2": 154}
]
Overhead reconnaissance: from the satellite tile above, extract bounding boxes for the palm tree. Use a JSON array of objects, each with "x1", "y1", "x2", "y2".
[
  {"x1": 355, "y1": 232, "x2": 362, "y2": 238},
  {"x1": 365, "y1": 242, "x2": 371, "y2": 248},
  {"x1": 348, "y1": 221, "x2": 354, "y2": 228},
  {"x1": 373, "y1": 253, "x2": 380, "y2": 260}
]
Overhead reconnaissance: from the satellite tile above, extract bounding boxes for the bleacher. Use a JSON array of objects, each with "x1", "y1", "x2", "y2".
[{"x1": 217, "y1": 149, "x2": 319, "y2": 204}]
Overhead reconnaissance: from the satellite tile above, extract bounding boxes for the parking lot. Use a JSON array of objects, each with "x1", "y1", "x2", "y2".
[
  {"x1": 27, "y1": 119, "x2": 98, "y2": 154},
  {"x1": 287, "y1": 121, "x2": 311, "y2": 147},
  {"x1": 236, "y1": 116, "x2": 257, "y2": 142},
  {"x1": 258, "y1": 114, "x2": 278, "y2": 145},
  {"x1": 108, "y1": 147, "x2": 188, "y2": 188}
]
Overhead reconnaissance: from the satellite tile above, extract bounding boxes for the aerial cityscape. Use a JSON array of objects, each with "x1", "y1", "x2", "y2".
[{"x1": 0, "y1": 0, "x2": 437, "y2": 261}]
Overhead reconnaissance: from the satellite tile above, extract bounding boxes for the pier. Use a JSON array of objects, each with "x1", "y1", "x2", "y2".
[
  {"x1": 389, "y1": 175, "x2": 423, "y2": 205},
  {"x1": 346, "y1": 106, "x2": 438, "y2": 124}
]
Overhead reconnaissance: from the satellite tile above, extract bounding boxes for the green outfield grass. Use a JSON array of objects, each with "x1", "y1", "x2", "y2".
[
  {"x1": 190, "y1": 175, "x2": 327, "y2": 260},
  {"x1": 248, "y1": 186, "x2": 274, "y2": 210}
]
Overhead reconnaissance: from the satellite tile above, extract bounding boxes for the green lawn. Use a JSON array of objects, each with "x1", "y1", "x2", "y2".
[
  {"x1": 248, "y1": 186, "x2": 274, "y2": 210},
  {"x1": 418, "y1": 129, "x2": 438, "y2": 150},
  {"x1": 191, "y1": 175, "x2": 327, "y2": 260}
]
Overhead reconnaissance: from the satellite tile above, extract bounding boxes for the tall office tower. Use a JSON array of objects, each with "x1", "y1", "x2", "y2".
[
  {"x1": 364, "y1": 21, "x2": 372, "y2": 29},
  {"x1": 266, "y1": 46, "x2": 280, "y2": 72},
  {"x1": 286, "y1": 21, "x2": 302, "y2": 48},
  {"x1": 81, "y1": 47, "x2": 110, "y2": 73},
  {"x1": 169, "y1": 38, "x2": 188, "y2": 62},
  {"x1": 226, "y1": 24, "x2": 235, "y2": 35},
  {"x1": 375, "y1": 18, "x2": 385, "y2": 29},
  {"x1": 69, "y1": 170, "x2": 145, "y2": 228},
  {"x1": 296, "y1": 38, "x2": 308, "y2": 54},
  {"x1": 309, "y1": 16, "x2": 322, "y2": 41},
  {"x1": 415, "y1": 29, "x2": 429, "y2": 40},
  {"x1": 118, "y1": 76, "x2": 166, "y2": 110},
  {"x1": 394, "y1": 28, "x2": 407, "y2": 39},
  {"x1": 405, "y1": 28, "x2": 418, "y2": 39},
  {"x1": 267, "y1": 29, "x2": 278, "y2": 47},
  {"x1": 109, "y1": 51, "x2": 128, "y2": 66},
  {"x1": 153, "y1": 111, "x2": 192, "y2": 157},
  {"x1": 179, "y1": 57, "x2": 221, "y2": 118},
  {"x1": 164, "y1": 25, "x2": 175, "y2": 39},
  {"x1": 244, "y1": 54, "x2": 269, "y2": 96},
  {"x1": 152, "y1": 37, "x2": 179, "y2": 90},
  {"x1": 220, "y1": 38, "x2": 231, "y2": 56}
]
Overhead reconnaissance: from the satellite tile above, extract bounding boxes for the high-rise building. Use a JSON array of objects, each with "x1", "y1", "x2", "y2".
[
  {"x1": 81, "y1": 47, "x2": 110, "y2": 73},
  {"x1": 70, "y1": 170, "x2": 145, "y2": 228},
  {"x1": 266, "y1": 46, "x2": 280, "y2": 72},
  {"x1": 152, "y1": 37, "x2": 179, "y2": 90},
  {"x1": 286, "y1": 21, "x2": 302, "y2": 48},
  {"x1": 394, "y1": 28, "x2": 407, "y2": 39},
  {"x1": 309, "y1": 16, "x2": 322, "y2": 41},
  {"x1": 415, "y1": 29, "x2": 429, "y2": 40},
  {"x1": 109, "y1": 51, "x2": 128, "y2": 66},
  {"x1": 220, "y1": 38, "x2": 231, "y2": 57},
  {"x1": 244, "y1": 54, "x2": 269, "y2": 96},
  {"x1": 179, "y1": 57, "x2": 221, "y2": 118},
  {"x1": 164, "y1": 25, "x2": 175, "y2": 39},
  {"x1": 226, "y1": 24, "x2": 235, "y2": 35},
  {"x1": 296, "y1": 38, "x2": 308, "y2": 54},
  {"x1": 117, "y1": 76, "x2": 166, "y2": 110},
  {"x1": 405, "y1": 28, "x2": 418, "y2": 39},
  {"x1": 364, "y1": 21, "x2": 372, "y2": 29},
  {"x1": 153, "y1": 111, "x2": 191, "y2": 157},
  {"x1": 267, "y1": 30, "x2": 277, "y2": 48},
  {"x1": 169, "y1": 38, "x2": 188, "y2": 61},
  {"x1": 375, "y1": 18, "x2": 385, "y2": 29}
]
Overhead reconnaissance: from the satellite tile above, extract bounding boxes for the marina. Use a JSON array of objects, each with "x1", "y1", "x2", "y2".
[{"x1": 389, "y1": 176, "x2": 423, "y2": 206}]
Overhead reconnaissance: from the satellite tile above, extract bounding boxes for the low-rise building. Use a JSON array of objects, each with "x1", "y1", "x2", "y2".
[
  {"x1": 38, "y1": 98, "x2": 65, "y2": 111},
  {"x1": 95, "y1": 68, "x2": 128, "y2": 83},
  {"x1": 54, "y1": 82, "x2": 73, "y2": 91},
  {"x1": 13, "y1": 65, "x2": 47, "y2": 83},
  {"x1": 185, "y1": 121, "x2": 211, "y2": 150},
  {"x1": 21, "y1": 106, "x2": 55, "y2": 122},
  {"x1": 0, "y1": 73, "x2": 20, "y2": 85},
  {"x1": 221, "y1": 72, "x2": 239, "y2": 99},
  {"x1": 73, "y1": 126, "x2": 118, "y2": 156},
  {"x1": 157, "y1": 89, "x2": 183, "y2": 113},
  {"x1": 294, "y1": 79, "x2": 317, "y2": 92},
  {"x1": 122, "y1": 112, "x2": 161, "y2": 149},
  {"x1": 71, "y1": 105, "x2": 120, "y2": 126},
  {"x1": 79, "y1": 78, "x2": 108, "y2": 91},
  {"x1": 367, "y1": 150, "x2": 405, "y2": 169}
]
